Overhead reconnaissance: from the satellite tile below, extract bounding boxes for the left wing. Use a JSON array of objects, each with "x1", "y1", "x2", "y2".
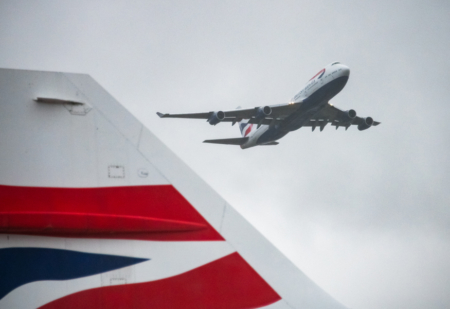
[
  {"x1": 157, "y1": 102, "x2": 300, "y2": 126},
  {"x1": 303, "y1": 104, "x2": 381, "y2": 131}
]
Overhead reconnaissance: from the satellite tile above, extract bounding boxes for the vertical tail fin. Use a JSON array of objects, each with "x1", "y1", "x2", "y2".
[
  {"x1": 238, "y1": 119, "x2": 248, "y2": 136},
  {"x1": 239, "y1": 119, "x2": 254, "y2": 137},
  {"x1": 236, "y1": 106, "x2": 255, "y2": 137},
  {"x1": 0, "y1": 69, "x2": 347, "y2": 309}
]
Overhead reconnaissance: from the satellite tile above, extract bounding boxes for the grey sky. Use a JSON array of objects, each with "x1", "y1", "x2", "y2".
[{"x1": 1, "y1": 1, "x2": 449, "y2": 308}]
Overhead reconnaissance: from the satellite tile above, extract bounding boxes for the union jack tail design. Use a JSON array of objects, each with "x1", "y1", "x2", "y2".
[
  {"x1": 0, "y1": 68, "x2": 346, "y2": 309},
  {"x1": 239, "y1": 119, "x2": 254, "y2": 137},
  {"x1": 237, "y1": 107, "x2": 255, "y2": 138}
]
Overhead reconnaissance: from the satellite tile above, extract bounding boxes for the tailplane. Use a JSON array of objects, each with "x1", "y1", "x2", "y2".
[
  {"x1": 261, "y1": 141, "x2": 279, "y2": 146},
  {"x1": 203, "y1": 137, "x2": 248, "y2": 145}
]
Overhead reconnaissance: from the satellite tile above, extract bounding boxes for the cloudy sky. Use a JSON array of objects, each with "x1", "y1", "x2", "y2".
[{"x1": 1, "y1": 1, "x2": 449, "y2": 308}]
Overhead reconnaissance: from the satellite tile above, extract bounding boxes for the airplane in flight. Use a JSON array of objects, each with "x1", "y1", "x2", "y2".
[{"x1": 157, "y1": 62, "x2": 380, "y2": 149}]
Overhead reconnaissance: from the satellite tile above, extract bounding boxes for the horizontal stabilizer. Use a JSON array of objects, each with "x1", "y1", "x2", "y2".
[
  {"x1": 203, "y1": 137, "x2": 248, "y2": 145},
  {"x1": 261, "y1": 142, "x2": 279, "y2": 146}
]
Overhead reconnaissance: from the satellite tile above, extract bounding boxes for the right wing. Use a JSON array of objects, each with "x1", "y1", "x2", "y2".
[{"x1": 302, "y1": 104, "x2": 381, "y2": 131}]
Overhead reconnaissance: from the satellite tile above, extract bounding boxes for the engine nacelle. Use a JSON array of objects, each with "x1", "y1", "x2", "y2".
[
  {"x1": 344, "y1": 109, "x2": 357, "y2": 121},
  {"x1": 358, "y1": 117, "x2": 374, "y2": 131},
  {"x1": 256, "y1": 106, "x2": 272, "y2": 119},
  {"x1": 208, "y1": 111, "x2": 225, "y2": 125}
]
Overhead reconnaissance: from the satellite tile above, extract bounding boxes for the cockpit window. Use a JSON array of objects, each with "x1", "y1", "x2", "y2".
[{"x1": 331, "y1": 62, "x2": 340, "y2": 66}]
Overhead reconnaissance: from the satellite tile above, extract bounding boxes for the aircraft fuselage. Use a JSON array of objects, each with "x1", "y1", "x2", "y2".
[{"x1": 241, "y1": 63, "x2": 350, "y2": 149}]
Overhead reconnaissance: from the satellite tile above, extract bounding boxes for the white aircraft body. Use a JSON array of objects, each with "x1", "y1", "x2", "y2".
[
  {"x1": 0, "y1": 68, "x2": 349, "y2": 309},
  {"x1": 158, "y1": 62, "x2": 380, "y2": 149}
]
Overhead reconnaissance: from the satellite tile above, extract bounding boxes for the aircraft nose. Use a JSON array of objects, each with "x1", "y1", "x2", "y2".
[{"x1": 340, "y1": 65, "x2": 350, "y2": 77}]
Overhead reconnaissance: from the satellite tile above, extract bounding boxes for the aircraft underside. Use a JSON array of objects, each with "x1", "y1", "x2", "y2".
[
  {"x1": 256, "y1": 75, "x2": 350, "y2": 145},
  {"x1": 158, "y1": 63, "x2": 379, "y2": 149}
]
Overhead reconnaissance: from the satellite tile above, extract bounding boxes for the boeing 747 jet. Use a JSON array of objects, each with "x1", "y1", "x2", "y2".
[{"x1": 157, "y1": 62, "x2": 380, "y2": 149}]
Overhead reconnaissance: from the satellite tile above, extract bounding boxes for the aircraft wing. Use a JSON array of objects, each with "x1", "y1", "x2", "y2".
[
  {"x1": 303, "y1": 104, "x2": 381, "y2": 131},
  {"x1": 157, "y1": 102, "x2": 300, "y2": 125}
]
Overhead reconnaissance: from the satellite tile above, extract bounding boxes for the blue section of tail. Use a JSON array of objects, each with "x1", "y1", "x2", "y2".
[
  {"x1": 239, "y1": 122, "x2": 247, "y2": 136},
  {"x1": 0, "y1": 247, "x2": 148, "y2": 299},
  {"x1": 239, "y1": 120, "x2": 251, "y2": 137},
  {"x1": 235, "y1": 106, "x2": 249, "y2": 137}
]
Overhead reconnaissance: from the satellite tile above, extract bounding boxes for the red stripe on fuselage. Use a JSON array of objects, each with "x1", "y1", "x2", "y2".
[
  {"x1": 0, "y1": 185, "x2": 223, "y2": 241},
  {"x1": 39, "y1": 252, "x2": 281, "y2": 309},
  {"x1": 309, "y1": 68, "x2": 325, "y2": 81}
]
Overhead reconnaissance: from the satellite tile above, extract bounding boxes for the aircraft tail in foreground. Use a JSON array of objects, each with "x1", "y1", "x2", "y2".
[{"x1": 0, "y1": 68, "x2": 347, "y2": 309}]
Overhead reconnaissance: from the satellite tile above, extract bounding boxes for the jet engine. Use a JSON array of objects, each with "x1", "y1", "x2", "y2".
[
  {"x1": 344, "y1": 109, "x2": 357, "y2": 121},
  {"x1": 358, "y1": 117, "x2": 374, "y2": 131},
  {"x1": 256, "y1": 106, "x2": 272, "y2": 119},
  {"x1": 208, "y1": 111, "x2": 225, "y2": 125}
]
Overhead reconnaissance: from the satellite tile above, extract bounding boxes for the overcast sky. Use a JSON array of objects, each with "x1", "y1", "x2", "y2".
[{"x1": 1, "y1": 1, "x2": 450, "y2": 308}]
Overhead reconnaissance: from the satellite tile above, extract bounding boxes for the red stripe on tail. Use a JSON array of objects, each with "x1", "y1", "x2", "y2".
[
  {"x1": 39, "y1": 252, "x2": 281, "y2": 309},
  {"x1": 0, "y1": 185, "x2": 223, "y2": 241},
  {"x1": 244, "y1": 124, "x2": 253, "y2": 137}
]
